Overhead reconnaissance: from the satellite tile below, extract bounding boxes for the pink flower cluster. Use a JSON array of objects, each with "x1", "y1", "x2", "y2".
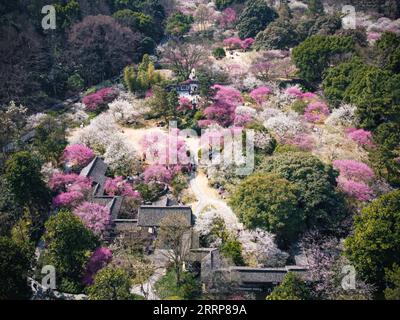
[
  {"x1": 74, "y1": 202, "x2": 111, "y2": 236},
  {"x1": 218, "y1": 8, "x2": 236, "y2": 28},
  {"x1": 82, "y1": 87, "x2": 118, "y2": 111},
  {"x1": 249, "y1": 86, "x2": 271, "y2": 105},
  {"x1": 50, "y1": 173, "x2": 93, "y2": 208},
  {"x1": 223, "y1": 37, "x2": 255, "y2": 50},
  {"x1": 285, "y1": 134, "x2": 315, "y2": 151},
  {"x1": 345, "y1": 128, "x2": 374, "y2": 148},
  {"x1": 63, "y1": 144, "x2": 94, "y2": 169},
  {"x1": 285, "y1": 86, "x2": 317, "y2": 101},
  {"x1": 333, "y1": 159, "x2": 375, "y2": 201},
  {"x1": 203, "y1": 85, "x2": 243, "y2": 127},
  {"x1": 104, "y1": 176, "x2": 141, "y2": 199},
  {"x1": 82, "y1": 247, "x2": 113, "y2": 286},
  {"x1": 304, "y1": 102, "x2": 330, "y2": 123},
  {"x1": 177, "y1": 96, "x2": 193, "y2": 112},
  {"x1": 143, "y1": 164, "x2": 175, "y2": 184}
]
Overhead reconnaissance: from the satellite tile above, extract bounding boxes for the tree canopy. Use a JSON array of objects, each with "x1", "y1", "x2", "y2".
[{"x1": 344, "y1": 190, "x2": 400, "y2": 290}]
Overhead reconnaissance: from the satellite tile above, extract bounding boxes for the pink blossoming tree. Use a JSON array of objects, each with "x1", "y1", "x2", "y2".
[
  {"x1": 249, "y1": 86, "x2": 271, "y2": 105},
  {"x1": 203, "y1": 85, "x2": 243, "y2": 127},
  {"x1": 82, "y1": 87, "x2": 118, "y2": 111},
  {"x1": 74, "y1": 202, "x2": 111, "y2": 236},
  {"x1": 345, "y1": 128, "x2": 374, "y2": 148},
  {"x1": 63, "y1": 144, "x2": 95, "y2": 169},
  {"x1": 104, "y1": 176, "x2": 141, "y2": 199},
  {"x1": 218, "y1": 8, "x2": 236, "y2": 29},
  {"x1": 82, "y1": 247, "x2": 113, "y2": 286},
  {"x1": 304, "y1": 102, "x2": 330, "y2": 123}
]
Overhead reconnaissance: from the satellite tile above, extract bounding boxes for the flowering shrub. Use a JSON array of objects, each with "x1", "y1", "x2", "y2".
[
  {"x1": 74, "y1": 202, "x2": 111, "y2": 236},
  {"x1": 325, "y1": 104, "x2": 358, "y2": 127},
  {"x1": 63, "y1": 144, "x2": 95, "y2": 169},
  {"x1": 238, "y1": 229, "x2": 289, "y2": 267},
  {"x1": 143, "y1": 165, "x2": 174, "y2": 184},
  {"x1": 108, "y1": 97, "x2": 148, "y2": 125},
  {"x1": 336, "y1": 177, "x2": 374, "y2": 201},
  {"x1": 263, "y1": 111, "x2": 305, "y2": 139},
  {"x1": 218, "y1": 8, "x2": 236, "y2": 29},
  {"x1": 285, "y1": 134, "x2": 315, "y2": 151},
  {"x1": 234, "y1": 106, "x2": 256, "y2": 126},
  {"x1": 304, "y1": 102, "x2": 330, "y2": 123},
  {"x1": 203, "y1": 85, "x2": 243, "y2": 127},
  {"x1": 104, "y1": 176, "x2": 141, "y2": 199},
  {"x1": 285, "y1": 86, "x2": 303, "y2": 98},
  {"x1": 49, "y1": 172, "x2": 92, "y2": 193},
  {"x1": 53, "y1": 191, "x2": 86, "y2": 208},
  {"x1": 223, "y1": 37, "x2": 243, "y2": 50},
  {"x1": 82, "y1": 87, "x2": 118, "y2": 111},
  {"x1": 177, "y1": 96, "x2": 193, "y2": 112},
  {"x1": 333, "y1": 159, "x2": 375, "y2": 201},
  {"x1": 223, "y1": 37, "x2": 254, "y2": 50},
  {"x1": 241, "y1": 38, "x2": 255, "y2": 50},
  {"x1": 82, "y1": 247, "x2": 113, "y2": 286},
  {"x1": 249, "y1": 86, "x2": 271, "y2": 105},
  {"x1": 345, "y1": 128, "x2": 374, "y2": 147},
  {"x1": 333, "y1": 160, "x2": 375, "y2": 182}
]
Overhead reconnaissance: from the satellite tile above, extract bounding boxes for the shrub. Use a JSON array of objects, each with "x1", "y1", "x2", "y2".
[{"x1": 212, "y1": 47, "x2": 226, "y2": 59}]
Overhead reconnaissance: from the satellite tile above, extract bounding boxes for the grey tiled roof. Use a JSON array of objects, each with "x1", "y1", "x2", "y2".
[
  {"x1": 227, "y1": 266, "x2": 310, "y2": 285},
  {"x1": 138, "y1": 206, "x2": 193, "y2": 227},
  {"x1": 92, "y1": 196, "x2": 123, "y2": 220},
  {"x1": 80, "y1": 157, "x2": 107, "y2": 196}
]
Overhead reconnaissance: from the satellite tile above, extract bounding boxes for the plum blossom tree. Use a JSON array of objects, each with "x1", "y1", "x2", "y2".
[
  {"x1": 345, "y1": 128, "x2": 374, "y2": 148},
  {"x1": 203, "y1": 85, "x2": 243, "y2": 127},
  {"x1": 63, "y1": 144, "x2": 95, "y2": 169},
  {"x1": 333, "y1": 160, "x2": 375, "y2": 201},
  {"x1": 218, "y1": 8, "x2": 237, "y2": 29},
  {"x1": 82, "y1": 88, "x2": 118, "y2": 111},
  {"x1": 250, "y1": 86, "x2": 271, "y2": 105},
  {"x1": 285, "y1": 134, "x2": 315, "y2": 152},
  {"x1": 108, "y1": 97, "x2": 149, "y2": 125},
  {"x1": 325, "y1": 104, "x2": 358, "y2": 128},
  {"x1": 104, "y1": 176, "x2": 141, "y2": 199},
  {"x1": 336, "y1": 177, "x2": 375, "y2": 202},
  {"x1": 74, "y1": 202, "x2": 111, "y2": 236},
  {"x1": 143, "y1": 164, "x2": 174, "y2": 185},
  {"x1": 223, "y1": 37, "x2": 243, "y2": 50},
  {"x1": 332, "y1": 160, "x2": 375, "y2": 182},
  {"x1": 238, "y1": 229, "x2": 289, "y2": 267},
  {"x1": 103, "y1": 138, "x2": 140, "y2": 177},
  {"x1": 83, "y1": 247, "x2": 113, "y2": 286},
  {"x1": 304, "y1": 102, "x2": 330, "y2": 123},
  {"x1": 263, "y1": 111, "x2": 305, "y2": 140},
  {"x1": 234, "y1": 106, "x2": 257, "y2": 126}
]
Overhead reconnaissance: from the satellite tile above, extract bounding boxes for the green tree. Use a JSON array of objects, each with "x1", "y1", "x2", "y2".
[
  {"x1": 266, "y1": 272, "x2": 311, "y2": 300},
  {"x1": 255, "y1": 20, "x2": 298, "y2": 50},
  {"x1": 375, "y1": 31, "x2": 400, "y2": 74},
  {"x1": 369, "y1": 122, "x2": 400, "y2": 186},
  {"x1": 154, "y1": 269, "x2": 201, "y2": 300},
  {"x1": 292, "y1": 35, "x2": 355, "y2": 85},
  {"x1": 229, "y1": 173, "x2": 304, "y2": 246},
  {"x1": 166, "y1": 12, "x2": 194, "y2": 37},
  {"x1": 0, "y1": 237, "x2": 32, "y2": 300},
  {"x1": 32, "y1": 116, "x2": 68, "y2": 164},
  {"x1": 236, "y1": 0, "x2": 277, "y2": 39},
  {"x1": 42, "y1": 210, "x2": 99, "y2": 292},
  {"x1": 322, "y1": 57, "x2": 367, "y2": 107},
  {"x1": 258, "y1": 152, "x2": 346, "y2": 232},
  {"x1": 4, "y1": 152, "x2": 51, "y2": 239},
  {"x1": 87, "y1": 266, "x2": 140, "y2": 300},
  {"x1": 344, "y1": 190, "x2": 400, "y2": 290},
  {"x1": 384, "y1": 264, "x2": 400, "y2": 300},
  {"x1": 212, "y1": 47, "x2": 226, "y2": 60},
  {"x1": 344, "y1": 66, "x2": 400, "y2": 129}
]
